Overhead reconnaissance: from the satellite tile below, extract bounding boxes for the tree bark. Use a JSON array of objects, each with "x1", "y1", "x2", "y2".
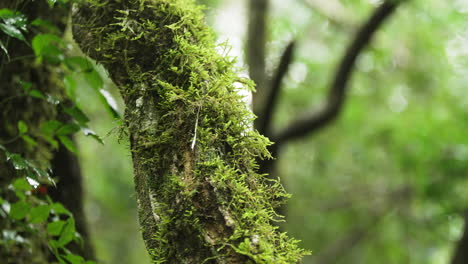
[{"x1": 72, "y1": 0, "x2": 307, "y2": 263}]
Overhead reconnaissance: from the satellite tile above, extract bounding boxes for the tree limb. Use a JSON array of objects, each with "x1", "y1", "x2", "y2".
[
  {"x1": 272, "y1": 1, "x2": 399, "y2": 145},
  {"x1": 247, "y1": 0, "x2": 269, "y2": 120},
  {"x1": 257, "y1": 41, "x2": 296, "y2": 136}
]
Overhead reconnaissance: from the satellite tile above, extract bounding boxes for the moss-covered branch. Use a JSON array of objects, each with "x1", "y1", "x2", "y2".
[{"x1": 72, "y1": 0, "x2": 307, "y2": 262}]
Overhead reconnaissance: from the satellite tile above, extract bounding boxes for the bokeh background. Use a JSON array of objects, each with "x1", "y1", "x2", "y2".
[{"x1": 72, "y1": 0, "x2": 468, "y2": 263}]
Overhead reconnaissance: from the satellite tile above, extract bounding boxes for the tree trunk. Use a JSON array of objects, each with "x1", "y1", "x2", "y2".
[
  {"x1": 72, "y1": 0, "x2": 307, "y2": 263},
  {"x1": 0, "y1": 0, "x2": 94, "y2": 262}
]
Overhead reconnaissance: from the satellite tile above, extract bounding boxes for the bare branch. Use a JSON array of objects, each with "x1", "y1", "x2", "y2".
[
  {"x1": 272, "y1": 1, "x2": 399, "y2": 145},
  {"x1": 257, "y1": 41, "x2": 296, "y2": 136},
  {"x1": 247, "y1": 0, "x2": 269, "y2": 118}
]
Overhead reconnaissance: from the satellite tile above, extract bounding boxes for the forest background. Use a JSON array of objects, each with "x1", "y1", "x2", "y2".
[
  {"x1": 2, "y1": 0, "x2": 468, "y2": 263},
  {"x1": 73, "y1": 0, "x2": 468, "y2": 263}
]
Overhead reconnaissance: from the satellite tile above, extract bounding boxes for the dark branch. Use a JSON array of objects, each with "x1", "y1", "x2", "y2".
[
  {"x1": 272, "y1": 1, "x2": 399, "y2": 144},
  {"x1": 451, "y1": 212, "x2": 468, "y2": 264},
  {"x1": 247, "y1": 0, "x2": 269, "y2": 119},
  {"x1": 257, "y1": 41, "x2": 296, "y2": 136}
]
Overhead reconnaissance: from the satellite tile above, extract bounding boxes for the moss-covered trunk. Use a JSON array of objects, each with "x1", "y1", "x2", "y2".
[{"x1": 72, "y1": 0, "x2": 307, "y2": 263}]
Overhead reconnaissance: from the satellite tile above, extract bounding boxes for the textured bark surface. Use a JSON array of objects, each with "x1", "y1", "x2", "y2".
[{"x1": 72, "y1": 0, "x2": 307, "y2": 263}]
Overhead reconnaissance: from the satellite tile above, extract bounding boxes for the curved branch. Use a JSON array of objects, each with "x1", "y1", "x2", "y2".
[
  {"x1": 257, "y1": 41, "x2": 296, "y2": 136},
  {"x1": 247, "y1": 0, "x2": 269, "y2": 118},
  {"x1": 272, "y1": 1, "x2": 399, "y2": 145}
]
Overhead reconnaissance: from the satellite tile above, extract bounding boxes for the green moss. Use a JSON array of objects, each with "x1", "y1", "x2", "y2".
[{"x1": 73, "y1": 0, "x2": 309, "y2": 262}]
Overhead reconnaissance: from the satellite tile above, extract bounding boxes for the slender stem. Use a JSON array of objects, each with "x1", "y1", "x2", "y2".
[{"x1": 272, "y1": 1, "x2": 400, "y2": 145}]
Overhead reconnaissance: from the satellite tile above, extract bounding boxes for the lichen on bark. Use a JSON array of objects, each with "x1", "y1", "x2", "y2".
[{"x1": 72, "y1": 0, "x2": 308, "y2": 263}]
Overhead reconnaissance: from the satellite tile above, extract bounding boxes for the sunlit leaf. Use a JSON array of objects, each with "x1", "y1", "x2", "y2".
[
  {"x1": 98, "y1": 89, "x2": 121, "y2": 118},
  {"x1": 0, "y1": 23, "x2": 25, "y2": 41},
  {"x1": 12, "y1": 178, "x2": 31, "y2": 192},
  {"x1": 29, "y1": 205, "x2": 50, "y2": 223},
  {"x1": 5, "y1": 153, "x2": 28, "y2": 170},
  {"x1": 81, "y1": 128, "x2": 104, "y2": 144},
  {"x1": 57, "y1": 218, "x2": 75, "y2": 246},
  {"x1": 47, "y1": 0, "x2": 57, "y2": 8},
  {"x1": 47, "y1": 220, "x2": 66, "y2": 236},
  {"x1": 32, "y1": 34, "x2": 64, "y2": 63},
  {"x1": 51, "y1": 203, "x2": 71, "y2": 216},
  {"x1": 10, "y1": 201, "x2": 31, "y2": 220}
]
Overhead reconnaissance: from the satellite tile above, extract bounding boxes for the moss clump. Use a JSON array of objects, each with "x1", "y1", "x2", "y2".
[{"x1": 73, "y1": 0, "x2": 309, "y2": 262}]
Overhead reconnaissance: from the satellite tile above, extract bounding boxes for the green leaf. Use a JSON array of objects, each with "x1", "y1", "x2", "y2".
[
  {"x1": 56, "y1": 123, "x2": 81, "y2": 136},
  {"x1": 32, "y1": 34, "x2": 64, "y2": 63},
  {"x1": 17, "y1": 120, "x2": 28, "y2": 134},
  {"x1": 29, "y1": 205, "x2": 50, "y2": 223},
  {"x1": 31, "y1": 19, "x2": 59, "y2": 33},
  {"x1": 85, "y1": 261, "x2": 98, "y2": 264},
  {"x1": 41, "y1": 120, "x2": 63, "y2": 136},
  {"x1": 81, "y1": 67, "x2": 103, "y2": 91},
  {"x1": 81, "y1": 128, "x2": 104, "y2": 144},
  {"x1": 6, "y1": 153, "x2": 28, "y2": 170},
  {"x1": 58, "y1": 135, "x2": 78, "y2": 154},
  {"x1": 64, "y1": 56, "x2": 92, "y2": 72},
  {"x1": 64, "y1": 75, "x2": 77, "y2": 100},
  {"x1": 19, "y1": 81, "x2": 32, "y2": 92},
  {"x1": 0, "y1": 22, "x2": 25, "y2": 41},
  {"x1": 47, "y1": 220, "x2": 66, "y2": 236},
  {"x1": 12, "y1": 178, "x2": 31, "y2": 192},
  {"x1": 47, "y1": 0, "x2": 57, "y2": 8},
  {"x1": 64, "y1": 254, "x2": 84, "y2": 264},
  {"x1": 51, "y1": 203, "x2": 71, "y2": 216},
  {"x1": 0, "y1": 9, "x2": 15, "y2": 19},
  {"x1": 64, "y1": 107, "x2": 90, "y2": 126},
  {"x1": 29, "y1": 89, "x2": 46, "y2": 100},
  {"x1": 10, "y1": 201, "x2": 31, "y2": 220},
  {"x1": 0, "y1": 9, "x2": 27, "y2": 29},
  {"x1": 57, "y1": 218, "x2": 75, "y2": 246},
  {"x1": 22, "y1": 135, "x2": 38, "y2": 147},
  {"x1": 98, "y1": 89, "x2": 121, "y2": 119}
]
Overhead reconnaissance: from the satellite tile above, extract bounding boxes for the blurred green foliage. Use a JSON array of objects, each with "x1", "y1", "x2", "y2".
[{"x1": 74, "y1": 0, "x2": 468, "y2": 263}]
